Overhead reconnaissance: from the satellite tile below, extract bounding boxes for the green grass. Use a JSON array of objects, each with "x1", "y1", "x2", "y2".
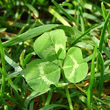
[{"x1": 0, "y1": 0, "x2": 110, "y2": 110}]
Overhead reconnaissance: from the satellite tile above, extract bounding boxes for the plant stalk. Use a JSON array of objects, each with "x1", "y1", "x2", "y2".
[
  {"x1": 61, "y1": 69, "x2": 74, "y2": 110},
  {"x1": 0, "y1": 39, "x2": 6, "y2": 97},
  {"x1": 45, "y1": 89, "x2": 53, "y2": 106}
]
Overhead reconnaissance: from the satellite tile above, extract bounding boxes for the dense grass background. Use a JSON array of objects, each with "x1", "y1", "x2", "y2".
[{"x1": 0, "y1": 0, "x2": 110, "y2": 110}]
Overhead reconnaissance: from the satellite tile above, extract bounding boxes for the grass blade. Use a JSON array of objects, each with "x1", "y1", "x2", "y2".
[
  {"x1": 102, "y1": 46, "x2": 110, "y2": 59},
  {"x1": 76, "y1": 0, "x2": 85, "y2": 32},
  {"x1": 70, "y1": 22, "x2": 104, "y2": 47},
  {"x1": 76, "y1": 6, "x2": 80, "y2": 29},
  {"x1": 80, "y1": 7, "x2": 85, "y2": 32},
  {"x1": 20, "y1": 50, "x2": 25, "y2": 68},
  {"x1": 23, "y1": 52, "x2": 34, "y2": 68},
  {"x1": 3, "y1": 24, "x2": 58, "y2": 47},
  {"x1": 101, "y1": 2, "x2": 110, "y2": 34},
  {"x1": 5, "y1": 55, "x2": 22, "y2": 71},
  {"x1": 96, "y1": 12, "x2": 110, "y2": 98},
  {"x1": 0, "y1": 53, "x2": 22, "y2": 92},
  {"x1": 45, "y1": 89, "x2": 53, "y2": 106},
  {"x1": 87, "y1": 47, "x2": 97, "y2": 110},
  {"x1": 101, "y1": 2, "x2": 107, "y2": 20},
  {"x1": 29, "y1": 99, "x2": 34, "y2": 110},
  {"x1": 97, "y1": 50, "x2": 104, "y2": 98},
  {"x1": 52, "y1": 0, "x2": 75, "y2": 23},
  {"x1": 26, "y1": 4, "x2": 39, "y2": 18},
  {"x1": 99, "y1": 11, "x2": 110, "y2": 52},
  {"x1": 0, "y1": 39, "x2": 6, "y2": 96},
  {"x1": 49, "y1": 8, "x2": 71, "y2": 26}
]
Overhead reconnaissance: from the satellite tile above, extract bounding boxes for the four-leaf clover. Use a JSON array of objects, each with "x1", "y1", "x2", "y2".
[{"x1": 24, "y1": 29, "x2": 88, "y2": 93}]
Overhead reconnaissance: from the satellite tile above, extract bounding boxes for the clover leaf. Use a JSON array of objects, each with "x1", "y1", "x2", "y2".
[
  {"x1": 63, "y1": 47, "x2": 88, "y2": 83},
  {"x1": 33, "y1": 29, "x2": 67, "y2": 64},
  {"x1": 24, "y1": 29, "x2": 88, "y2": 94},
  {"x1": 24, "y1": 59, "x2": 60, "y2": 93}
]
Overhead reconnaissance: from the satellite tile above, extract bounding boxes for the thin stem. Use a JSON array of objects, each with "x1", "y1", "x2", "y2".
[
  {"x1": 0, "y1": 39, "x2": 6, "y2": 97},
  {"x1": 65, "y1": 86, "x2": 74, "y2": 110},
  {"x1": 45, "y1": 89, "x2": 53, "y2": 106},
  {"x1": 62, "y1": 69, "x2": 74, "y2": 110}
]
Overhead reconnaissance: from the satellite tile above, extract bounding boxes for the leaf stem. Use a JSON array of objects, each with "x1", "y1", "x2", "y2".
[
  {"x1": 45, "y1": 89, "x2": 53, "y2": 106},
  {"x1": 61, "y1": 69, "x2": 74, "y2": 110},
  {"x1": 65, "y1": 86, "x2": 74, "y2": 110}
]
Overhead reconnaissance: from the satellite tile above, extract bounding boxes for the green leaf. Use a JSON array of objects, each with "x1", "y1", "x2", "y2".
[
  {"x1": 99, "y1": 11, "x2": 110, "y2": 52},
  {"x1": 5, "y1": 55, "x2": 22, "y2": 72},
  {"x1": 49, "y1": 8, "x2": 71, "y2": 26},
  {"x1": 63, "y1": 47, "x2": 88, "y2": 83},
  {"x1": 70, "y1": 22, "x2": 104, "y2": 46},
  {"x1": 34, "y1": 29, "x2": 67, "y2": 64},
  {"x1": 52, "y1": 0, "x2": 75, "y2": 23},
  {"x1": 87, "y1": 47, "x2": 97, "y2": 110},
  {"x1": 24, "y1": 59, "x2": 60, "y2": 92},
  {"x1": 3, "y1": 24, "x2": 58, "y2": 47},
  {"x1": 26, "y1": 4, "x2": 39, "y2": 18}
]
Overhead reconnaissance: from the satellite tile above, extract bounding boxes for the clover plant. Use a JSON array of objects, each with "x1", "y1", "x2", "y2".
[{"x1": 24, "y1": 29, "x2": 88, "y2": 94}]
